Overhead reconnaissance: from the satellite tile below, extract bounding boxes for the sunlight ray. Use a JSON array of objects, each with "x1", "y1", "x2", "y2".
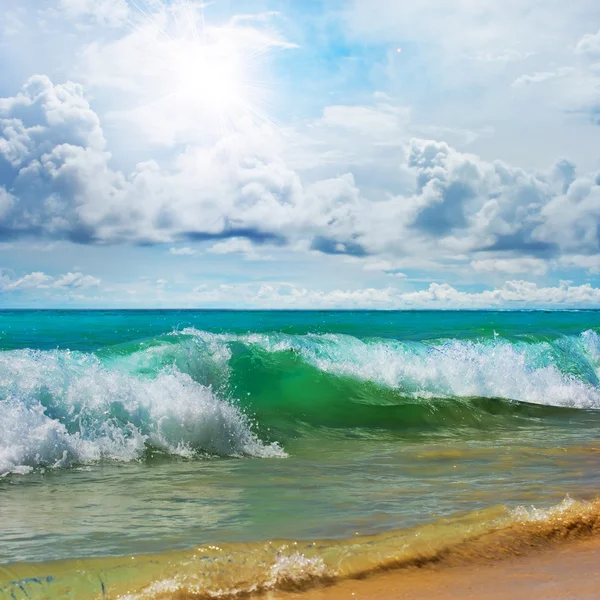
[{"x1": 119, "y1": 0, "x2": 280, "y2": 137}]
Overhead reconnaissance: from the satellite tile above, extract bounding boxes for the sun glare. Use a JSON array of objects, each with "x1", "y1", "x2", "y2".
[
  {"x1": 171, "y1": 39, "x2": 244, "y2": 113},
  {"x1": 128, "y1": 0, "x2": 271, "y2": 135}
]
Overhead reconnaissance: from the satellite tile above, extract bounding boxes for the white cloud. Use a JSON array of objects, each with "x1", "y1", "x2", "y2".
[
  {"x1": 471, "y1": 258, "x2": 549, "y2": 276},
  {"x1": 398, "y1": 281, "x2": 600, "y2": 307},
  {"x1": 575, "y1": 29, "x2": 600, "y2": 59},
  {"x1": 169, "y1": 247, "x2": 198, "y2": 256},
  {"x1": 189, "y1": 282, "x2": 399, "y2": 308},
  {"x1": 339, "y1": 0, "x2": 600, "y2": 174},
  {"x1": 0, "y1": 187, "x2": 15, "y2": 217},
  {"x1": 0, "y1": 270, "x2": 100, "y2": 291},
  {"x1": 361, "y1": 259, "x2": 407, "y2": 277},
  {"x1": 206, "y1": 237, "x2": 270, "y2": 260},
  {"x1": 2, "y1": 272, "x2": 53, "y2": 290},
  {"x1": 558, "y1": 254, "x2": 600, "y2": 274},
  {"x1": 207, "y1": 238, "x2": 257, "y2": 255},
  {"x1": 536, "y1": 175, "x2": 600, "y2": 253},
  {"x1": 52, "y1": 272, "x2": 101, "y2": 288},
  {"x1": 0, "y1": 76, "x2": 308, "y2": 244},
  {"x1": 509, "y1": 29, "x2": 600, "y2": 123},
  {"x1": 1, "y1": 74, "x2": 600, "y2": 283},
  {"x1": 185, "y1": 280, "x2": 600, "y2": 309}
]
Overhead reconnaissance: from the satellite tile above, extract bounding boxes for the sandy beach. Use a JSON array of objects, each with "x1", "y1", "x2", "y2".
[{"x1": 278, "y1": 535, "x2": 600, "y2": 600}]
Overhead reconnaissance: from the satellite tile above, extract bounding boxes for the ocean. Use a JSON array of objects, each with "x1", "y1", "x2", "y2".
[{"x1": 1, "y1": 309, "x2": 600, "y2": 598}]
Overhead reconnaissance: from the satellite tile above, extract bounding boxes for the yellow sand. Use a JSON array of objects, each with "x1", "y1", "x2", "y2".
[{"x1": 275, "y1": 535, "x2": 600, "y2": 600}]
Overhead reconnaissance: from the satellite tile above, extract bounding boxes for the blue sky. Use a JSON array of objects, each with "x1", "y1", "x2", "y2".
[{"x1": 1, "y1": 0, "x2": 600, "y2": 308}]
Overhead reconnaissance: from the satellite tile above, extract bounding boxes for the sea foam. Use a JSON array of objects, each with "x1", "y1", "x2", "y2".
[
  {"x1": 179, "y1": 328, "x2": 600, "y2": 409},
  {"x1": 288, "y1": 331, "x2": 600, "y2": 408},
  {"x1": 0, "y1": 348, "x2": 285, "y2": 477}
]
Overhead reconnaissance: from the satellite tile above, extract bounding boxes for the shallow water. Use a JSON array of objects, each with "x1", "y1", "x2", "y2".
[{"x1": 1, "y1": 310, "x2": 600, "y2": 598}]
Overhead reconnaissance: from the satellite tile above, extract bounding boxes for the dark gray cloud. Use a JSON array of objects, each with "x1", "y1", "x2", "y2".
[{"x1": 413, "y1": 181, "x2": 473, "y2": 235}]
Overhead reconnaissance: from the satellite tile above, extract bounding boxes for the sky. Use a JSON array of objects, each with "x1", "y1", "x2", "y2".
[{"x1": 0, "y1": 0, "x2": 600, "y2": 308}]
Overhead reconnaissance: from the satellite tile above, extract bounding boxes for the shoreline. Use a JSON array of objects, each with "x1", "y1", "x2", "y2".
[
  {"x1": 278, "y1": 534, "x2": 600, "y2": 600},
  {"x1": 3, "y1": 496, "x2": 600, "y2": 599}
]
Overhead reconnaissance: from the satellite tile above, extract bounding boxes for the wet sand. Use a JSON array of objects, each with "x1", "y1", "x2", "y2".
[
  {"x1": 4, "y1": 498, "x2": 600, "y2": 599},
  {"x1": 277, "y1": 536, "x2": 600, "y2": 600}
]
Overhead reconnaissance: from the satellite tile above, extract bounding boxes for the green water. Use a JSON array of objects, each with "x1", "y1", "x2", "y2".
[{"x1": 1, "y1": 310, "x2": 600, "y2": 596}]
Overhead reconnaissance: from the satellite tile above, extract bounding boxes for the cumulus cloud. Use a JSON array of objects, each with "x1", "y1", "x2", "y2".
[
  {"x1": 535, "y1": 174, "x2": 600, "y2": 253},
  {"x1": 186, "y1": 280, "x2": 600, "y2": 309},
  {"x1": 1, "y1": 75, "x2": 600, "y2": 282},
  {"x1": 0, "y1": 75, "x2": 305, "y2": 244},
  {"x1": 0, "y1": 77, "x2": 377, "y2": 253},
  {"x1": 189, "y1": 282, "x2": 399, "y2": 308},
  {"x1": 0, "y1": 75, "x2": 117, "y2": 242},
  {"x1": 385, "y1": 139, "x2": 556, "y2": 257},
  {"x1": 5, "y1": 272, "x2": 598, "y2": 307},
  {"x1": 398, "y1": 281, "x2": 600, "y2": 307},
  {"x1": 0, "y1": 187, "x2": 14, "y2": 217}
]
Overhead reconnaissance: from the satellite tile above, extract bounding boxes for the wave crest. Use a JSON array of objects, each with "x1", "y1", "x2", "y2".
[
  {"x1": 3, "y1": 328, "x2": 600, "y2": 475},
  {"x1": 195, "y1": 328, "x2": 600, "y2": 409},
  {"x1": 0, "y1": 349, "x2": 285, "y2": 477}
]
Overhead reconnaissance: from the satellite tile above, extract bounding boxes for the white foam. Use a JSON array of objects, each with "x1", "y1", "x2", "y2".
[
  {"x1": 267, "y1": 551, "x2": 329, "y2": 587},
  {"x1": 117, "y1": 548, "x2": 331, "y2": 599},
  {"x1": 231, "y1": 329, "x2": 600, "y2": 409},
  {"x1": 581, "y1": 329, "x2": 600, "y2": 362},
  {"x1": 0, "y1": 348, "x2": 285, "y2": 477},
  {"x1": 512, "y1": 495, "x2": 578, "y2": 522}
]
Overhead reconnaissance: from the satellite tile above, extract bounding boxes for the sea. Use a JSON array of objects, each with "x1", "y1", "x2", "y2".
[{"x1": 1, "y1": 309, "x2": 600, "y2": 599}]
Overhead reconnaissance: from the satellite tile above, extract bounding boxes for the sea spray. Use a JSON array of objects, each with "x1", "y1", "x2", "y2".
[
  {"x1": 181, "y1": 327, "x2": 600, "y2": 407},
  {"x1": 0, "y1": 348, "x2": 284, "y2": 477},
  {"x1": 3, "y1": 327, "x2": 600, "y2": 476}
]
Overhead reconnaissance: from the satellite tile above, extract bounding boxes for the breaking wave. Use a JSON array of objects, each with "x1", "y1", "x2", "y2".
[
  {"x1": 3, "y1": 328, "x2": 600, "y2": 476},
  {"x1": 0, "y1": 349, "x2": 285, "y2": 477}
]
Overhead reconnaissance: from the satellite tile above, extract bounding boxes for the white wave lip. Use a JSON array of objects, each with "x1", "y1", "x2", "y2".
[
  {"x1": 210, "y1": 328, "x2": 600, "y2": 409},
  {"x1": 0, "y1": 349, "x2": 285, "y2": 477}
]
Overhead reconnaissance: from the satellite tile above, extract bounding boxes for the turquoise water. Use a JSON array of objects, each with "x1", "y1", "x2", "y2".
[{"x1": 2, "y1": 310, "x2": 600, "y2": 597}]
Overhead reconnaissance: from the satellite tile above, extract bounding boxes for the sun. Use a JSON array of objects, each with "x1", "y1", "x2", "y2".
[
  {"x1": 169, "y1": 35, "x2": 247, "y2": 122},
  {"x1": 128, "y1": 0, "x2": 271, "y2": 135}
]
